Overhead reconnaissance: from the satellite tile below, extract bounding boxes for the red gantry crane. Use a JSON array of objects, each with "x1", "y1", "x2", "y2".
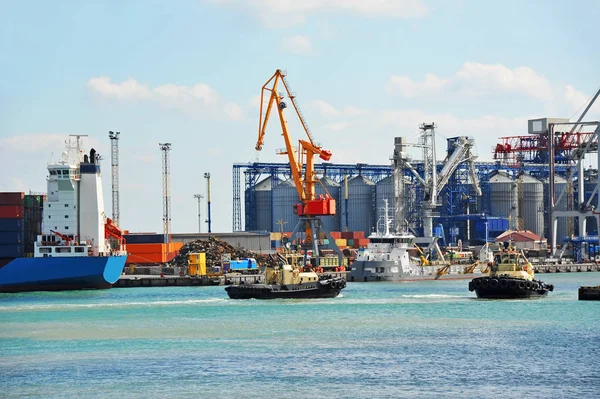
[{"x1": 256, "y1": 69, "x2": 343, "y2": 267}]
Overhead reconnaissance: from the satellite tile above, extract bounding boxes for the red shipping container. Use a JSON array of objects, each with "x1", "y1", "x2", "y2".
[
  {"x1": 341, "y1": 232, "x2": 354, "y2": 239},
  {"x1": 356, "y1": 238, "x2": 370, "y2": 247},
  {"x1": 0, "y1": 205, "x2": 24, "y2": 218},
  {"x1": 329, "y1": 231, "x2": 342, "y2": 239},
  {"x1": 0, "y1": 192, "x2": 24, "y2": 206}
]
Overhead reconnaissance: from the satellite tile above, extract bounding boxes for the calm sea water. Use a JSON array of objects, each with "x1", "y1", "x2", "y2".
[{"x1": 1, "y1": 272, "x2": 599, "y2": 399}]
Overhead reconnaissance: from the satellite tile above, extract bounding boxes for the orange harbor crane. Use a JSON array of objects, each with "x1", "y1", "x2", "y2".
[{"x1": 256, "y1": 69, "x2": 343, "y2": 267}]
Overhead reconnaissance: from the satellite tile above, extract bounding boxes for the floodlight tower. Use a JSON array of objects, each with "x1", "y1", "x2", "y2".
[
  {"x1": 204, "y1": 172, "x2": 212, "y2": 233},
  {"x1": 159, "y1": 143, "x2": 172, "y2": 243},
  {"x1": 108, "y1": 131, "x2": 120, "y2": 226},
  {"x1": 193, "y1": 194, "x2": 204, "y2": 233}
]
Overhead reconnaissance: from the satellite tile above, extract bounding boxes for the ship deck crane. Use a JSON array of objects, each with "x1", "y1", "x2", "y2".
[
  {"x1": 105, "y1": 217, "x2": 126, "y2": 252},
  {"x1": 256, "y1": 69, "x2": 342, "y2": 267}
]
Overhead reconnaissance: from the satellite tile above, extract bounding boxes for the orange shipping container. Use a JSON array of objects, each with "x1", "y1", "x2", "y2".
[
  {"x1": 126, "y1": 252, "x2": 167, "y2": 264},
  {"x1": 169, "y1": 242, "x2": 183, "y2": 252},
  {"x1": 329, "y1": 231, "x2": 342, "y2": 239},
  {"x1": 353, "y1": 231, "x2": 365, "y2": 239},
  {"x1": 126, "y1": 243, "x2": 168, "y2": 254}
]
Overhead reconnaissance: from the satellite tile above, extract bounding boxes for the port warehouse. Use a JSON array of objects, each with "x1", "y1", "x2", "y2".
[{"x1": 234, "y1": 127, "x2": 600, "y2": 258}]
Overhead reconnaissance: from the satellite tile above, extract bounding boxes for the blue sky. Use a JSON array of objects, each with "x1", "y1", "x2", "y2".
[{"x1": 1, "y1": 0, "x2": 599, "y2": 234}]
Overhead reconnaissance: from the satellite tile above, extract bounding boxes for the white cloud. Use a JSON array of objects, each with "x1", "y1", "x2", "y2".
[
  {"x1": 87, "y1": 77, "x2": 151, "y2": 100},
  {"x1": 386, "y1": 73, "x2": 451, "y2": 98},
  {"x1": 565, "y1": 84, "x2": 600, "y2": 117},
  {"x1": 310, "y1": 100, "x2": 340, "y2": 118},
  {"x1": 455, "y1": 62, "x2": 553, "y2": 100},
  {"x1": 223, "y1": 102, "x2": 245, "y2": 120},
  {"x1": 322, "y1": 121, "x2": 351, "y2": 131},
  {"x1": 152, "y1": 83, "x2": 219, "y2": 105},
  {"x1": 281, "y1": 35, "x2": 313, "y2": 55},
  {"x1": 387, "y1": 62, "x2": 553, "y2": 100},
  {"x1": 209, "y1": 0, "x2": 428, "y2": 27},
  {"x1": 89, "y1": 77, "x2": 219, "y2": 106}
]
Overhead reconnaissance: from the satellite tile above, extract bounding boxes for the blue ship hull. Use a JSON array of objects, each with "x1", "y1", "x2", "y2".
[{"x1": 0, "y1": 255, "x2": 127, "y2": 293}]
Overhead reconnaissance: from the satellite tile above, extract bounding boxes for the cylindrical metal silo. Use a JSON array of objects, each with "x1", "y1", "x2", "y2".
[
  {"x1": 272, "y1": 179, "x2": 300, "y2": 234},
  {"x1": 489, "y1": 171, "x2": 518, "y2": 230},
  {"x1": 375, "y1": 176, "x2": 395, "y2": 233},
  {"x1": 254, "y1": 176, "x2": 280, "y2": 232},
  {"x1": 519, "y1": 173, "x2": 544, "y2": 236},
  {"x1": 315, "y1": 176, "x2": 340, "y2": 233},
  {"x1": 343, "y1": 175, "x2": 375, "y2": 237}
]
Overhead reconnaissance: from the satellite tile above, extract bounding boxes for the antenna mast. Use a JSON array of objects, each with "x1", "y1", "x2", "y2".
[
  {"x1": 159, "y1": 143, "x2": 172, "y2": 242},
  {"x1": 109, "y1": 131, "x2": 121, "y2": 226}
]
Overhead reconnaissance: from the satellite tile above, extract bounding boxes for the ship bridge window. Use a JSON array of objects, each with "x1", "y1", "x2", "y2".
[
  {"x1": 39, "y1": 248, "x2": 51, "y2": 254},
  {"x1": 74, "y1": 247, "x2": 85, "y2": 253},
  {"x1": 62, "y1": 170, "x2": 68, "y2": 175},
  {"x1": 64, "y1": 215, "x2": 69, "y2": 218},
  {"x1": 56, "y1": 247, "x2": 71, "y2": 253},
  {"x1": 64, "y1": 204, "x2": 69, "y2": 207},
  {"x1": 64, "y1": 226, "x2": 69, "y2": 230}
]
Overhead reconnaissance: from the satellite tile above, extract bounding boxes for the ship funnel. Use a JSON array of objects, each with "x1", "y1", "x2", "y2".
[{"x1": 90, "y1": 148, "x2": 96, "y2": 164}]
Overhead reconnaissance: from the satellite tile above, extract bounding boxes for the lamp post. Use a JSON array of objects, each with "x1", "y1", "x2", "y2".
[
  {"x1": 194, "y1": 194, "x2": 204, "y2": 233},
  {"x1": 204, "y1": 173, "x2": 212, "y2": 233}
]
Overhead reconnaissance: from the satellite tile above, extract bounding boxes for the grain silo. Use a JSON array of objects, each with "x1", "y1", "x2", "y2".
[
  {"x1": 375, "y1": 176, "x2": 395, "y2": 233},
  {"x1": 315, "y1": 176, "x2": 340, "y2": 233},
  {"x1": 272, "y1": 179, "x2": 300, "y2": 233},
  {"x1": 343, "y1": 175, "x2": 375, "y2": 237},
  {"x1": 519, "y1": 173, "x2": 544, "y2": 236},
  {"x1": 254, "y1": 176, "x2": 280, "y2": 232},
  {"x1": 489, "y1": 171, "x2": 518, "y2": 230}
]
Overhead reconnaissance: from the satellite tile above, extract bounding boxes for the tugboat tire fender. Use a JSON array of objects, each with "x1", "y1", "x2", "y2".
[
  {"x1": 518, "y1": 281, "x2": 526, "y2": 290},
  {"x1": 480, "y1": 279, "x2": 490, "y2": 288},
  {"x1": 498, "y1": 279, "x2": 508, "y2": 289},
  {"x1": 489, "y1": 279, "x2": 498, "y2": 288},
  {"x1": 509, "y1": 280, "x2": 518, "y2": 289},
  {"x1": 331, "y1": 280, "x2": 338, "y2": 289},
  {"x1": 525, "y1": 281, "x2": 532, "y2": 290}
]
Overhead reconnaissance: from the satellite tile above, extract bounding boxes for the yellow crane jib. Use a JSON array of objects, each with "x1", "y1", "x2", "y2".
[{"x1": 256, "y1": 69, "x2": 335, "y2": 218}]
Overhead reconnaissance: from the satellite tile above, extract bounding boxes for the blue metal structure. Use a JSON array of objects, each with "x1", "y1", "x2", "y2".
[{"x1": 233, "y1": 161, "x2": 574, "y2": 243}]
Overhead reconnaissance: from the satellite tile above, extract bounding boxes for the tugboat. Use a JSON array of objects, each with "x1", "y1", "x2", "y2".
[
  {"x1": 578, "y1": 285, "x2": 600, "y2": 300},
  {"x1": 225, "y1": 263, "x2": 346, "y2": 300},
  {"x1": 468, "y1": 243, "x2": 553, "y2": 299}
]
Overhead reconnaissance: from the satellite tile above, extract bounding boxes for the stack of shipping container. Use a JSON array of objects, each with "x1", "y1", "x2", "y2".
[
  {"x1": 124, "y1": 233, "x2": 183, "y2": 265},
  {"x1": 0, "y1": 192, "x2": 44, "y2": 260},
  {"x1": 270, "y1": 230, "x2": 370, "y2": 251}
]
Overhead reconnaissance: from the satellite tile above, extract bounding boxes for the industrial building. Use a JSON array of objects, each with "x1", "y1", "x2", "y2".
[{"x1": 233, "y1": 117, "x2": 600, "y2": 261}]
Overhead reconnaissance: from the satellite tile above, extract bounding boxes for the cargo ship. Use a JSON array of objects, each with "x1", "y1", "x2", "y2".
[
  {"x1": 348, "y1": 201, "x2": 485, "y2": 282},
  {"x1": 0, "y1": 135, "x2": 127, "y2": 293}
]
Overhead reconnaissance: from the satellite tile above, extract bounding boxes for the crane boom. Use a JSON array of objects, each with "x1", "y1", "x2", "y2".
[{"x1": 256, "y1": 69, "x2": 334, "y2": 216}]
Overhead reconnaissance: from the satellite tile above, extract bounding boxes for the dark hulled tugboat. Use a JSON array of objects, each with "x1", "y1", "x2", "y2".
[
  {"x1": 225, "y1": 264, "x2": 346, "y2": 300},
  {"x1": 468, "y1": 243, "x2": 553, "y2": 299}
]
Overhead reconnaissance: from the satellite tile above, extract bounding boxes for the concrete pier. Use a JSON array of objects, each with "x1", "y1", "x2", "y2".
[{"x1": 532, "y1": 263, "x2": 600, "y2": 273}]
